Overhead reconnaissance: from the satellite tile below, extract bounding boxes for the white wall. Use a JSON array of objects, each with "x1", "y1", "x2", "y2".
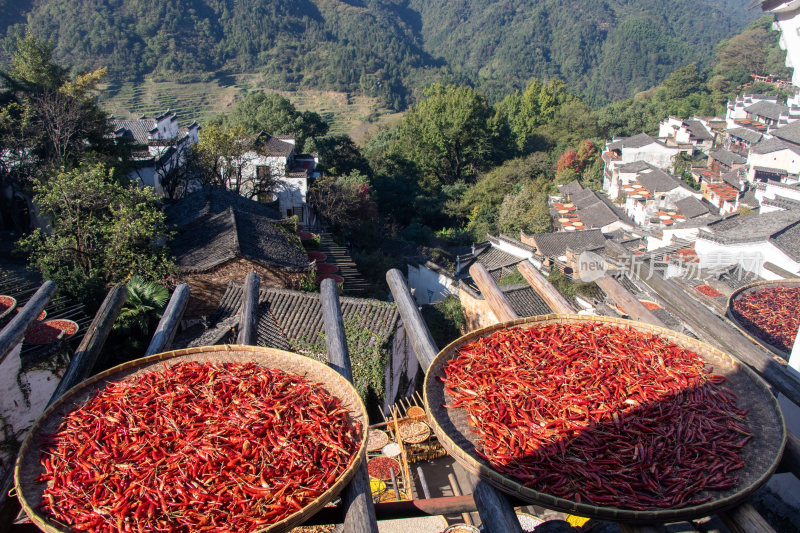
[
  {"x1": 695, "y1": 238, "x2": 800, "y2": 279},
  {"x1": 748, "y1": 149, "x2": 800, "y2": 180},
  {"x1": 774, "y1": 4, "x2": 800, "y2": 93},
  {"x1": 407, "y1": 264, "x2": 458, "y2": 305},
  {"x1": 621, "y1": 144, "x2": 682, "y2": 171}
]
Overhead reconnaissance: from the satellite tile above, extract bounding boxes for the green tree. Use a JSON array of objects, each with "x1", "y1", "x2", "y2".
[
  {"x1": 308, "y1": 171, "x2": 379, "y2": 246},
  {"x1": 116, "y1": 276, "x2": 170, "y2": 335},
  {"x1": 224, "y1": 92, "x2": 328, "y2": 152},
  {"x1": 497, "y1": 186, "x2": 553, "y2": 236},
  {"x1": 18, "y1": 163, "x2": 174, "y2": 307},
  {"x1": 397, "y1": 83, "x2": 495, "y2": 189},
  {"x1": 305, "y1": 134, "x2": 370, "y2": 177},
  {"x1": 8, "y1": 31, "x2": 66, "y2": 89}
]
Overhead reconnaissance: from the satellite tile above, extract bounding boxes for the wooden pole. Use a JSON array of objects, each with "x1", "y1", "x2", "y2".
[
  {"x1": 593, "y1": 275, "x2": 663, "y2": 327},
  {"x1": 48, "y1": 284, "x2": 128, "y2": 404},
  {"x1": 469, "y1": 264, "x2": 517, "y2": 323},
  {"x1": 144, "y1": 284, "x2": 189, "y2": 357},
  {"x1": 0, "y1": 281, "x2": 56, "y2": 365},
  {"x1": 448, "y1": 473, "x2": 473, "y2": 526},
  {"x1": 2, "y1": 284, "x2": 125, "y2": 531},
  {"x1": 517, "y1": 261, "x2": 574, "y2": 314},
  {"x1": 236, "y1": 272, "x2": 260, "y2": 346},
  {"x1": 717, "y1": 503, "x2": 777, "y2": 533},
  {"x1": 471, "y1": 479, "x2": 524, "y2": 533},
  {"x1": 386, "y1": 269, "x2": 524, "y2": 533},
  {"x1": 385, "y1": 269, "x2": 438, "y2": 369},
  {"x1": 320, "y1": 278, "x2": 379, "y2": 533}
]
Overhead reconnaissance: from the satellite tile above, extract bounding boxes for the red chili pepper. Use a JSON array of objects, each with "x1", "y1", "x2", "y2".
[
  {"x1": 38, "y1": 361, "x2": 361, "y2": 532},
  {"x1": 441, "y1": 323, "x2": 751, "y2": 510},
  {"x1": 731, "y1": 286, "x2": 800, "y2": 352}
]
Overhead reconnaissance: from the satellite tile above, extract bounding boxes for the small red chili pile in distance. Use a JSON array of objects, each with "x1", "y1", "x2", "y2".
[
  {"x1": 441, "y1": 323, "x2": 751, "y2": 510},
  {"x1": 731, "y1": 286, "x2": 800, "y2": 352},
  {"x1": 37, "y1": 361, "x2": 361, "y2": 532},
  {"x1": 367, "y1": 457, "x2": 401, "y2": 480},
  {"x1": 696, "y1": 285, "x2": 724, "y2": 299},
  {"x1": 25, "y1": 320, "x2": 78, "y2": 345}
]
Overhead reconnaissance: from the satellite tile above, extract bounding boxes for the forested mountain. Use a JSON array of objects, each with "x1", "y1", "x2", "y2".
[{"x1": 2, "y1": 0, "x2": 756, "y2": 108}]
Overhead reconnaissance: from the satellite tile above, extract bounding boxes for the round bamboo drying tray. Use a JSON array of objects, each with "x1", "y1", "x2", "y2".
[
  {"x1": 0, "y1": 295, "x2": 16, "y2": 319},
  {"x1": 368, "y1": 428, "x2": 390, "y2": 452},
  {"x1": 726, "y1": 278, "x2": 800, "y2": 359},
  {"x1": 15, "y1": 345, "x2": 368, "y2": 533},
  {"x1": 424, "y1": 315, "x2": 786, "y2": 523}
]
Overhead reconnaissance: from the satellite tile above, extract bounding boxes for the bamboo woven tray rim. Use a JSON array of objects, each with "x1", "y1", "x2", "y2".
[
  {"x1": 0, "y1": 295, "x2": 16, "y2": 319},
  {"x1": 726, "y1": 278, "x2": 800, "y2": 359},
  {"x1": 15, "y1": 344, "x2": 368, "y2": 533},
  {"x1": 424, "y1": 314, "x2": 786, "y2": 523}
]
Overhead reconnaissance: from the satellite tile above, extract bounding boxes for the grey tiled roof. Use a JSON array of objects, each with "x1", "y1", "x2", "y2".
[
  {"x1": 762, "y1": 195, "x2": 800, "y2": 211},
  {"x1": 727, "y1": 127, "x2": 763, "y2": 144},
  {"x1": 611, "y1": 133, "x2": 660, "y2": 149},
  {"x1": 492, "y1": 234, "x2": 537, "y2": 253},
  {"x1": 773, "y1": 120, "x2": 800, "y2": 146},
  {"x1": 637, "y1": 169, "x2": 681, "y2": 193},
  {"x1": 501, "y1": 284, "x2": 554, "y2": 317},
  {"x1": 617, "y1": 160, "x2": 654, "y2": 172},
  {"x1": 769, "y1": 221, "x2": 800, "y2": 261},
  {"x1": 675, "y1": 196, "x2": 710, "y2": 219},
  {"x1": 188, "y1": 283, "x2": 399, "y2": 356},
  {"x1": 571, "y1": 188, "x2": 602, "y2": 208},
  {"x1": 255, "y1": 132, "x2": 295, "y2": 157},
  {"x1": 170, "y1": 208, "x2": 308, "y2": 273},
  {"x1": 165, "y1": 187, "x2": 281, "y2": 231},
  {"x1": 112, "y1": 118, "x2": 156, "y2": 144},
  {"x1": 702, "y1": 209, "x2": 800, "y2": 245},
  {"x1": 709, "y1": 149, "x2": 746, "y2": 166},
  {"x1": 531, "y1": 229, "x2": 607, "y2": 258},
  {"x1": 558, "y1": 181, "x2": 583, "y2": 197},
  {"x1": 745, "y1": 100, "x2": 789, "y2": 121},
  {"x1": 474, "y1": 246, "x2": 524, "y2": 271},
  {"x1": 751, "y1": 137, "x2": 800, "y2": 155},
  {"x1": 577, "y1": 201, "x2": 620, "y2": 229},
  {"x1": 684, "y1": 120, "x2": 713, "y2": 141},
  {"x1": 720, "y1": 170, "x2": 745, "y2": 189}
]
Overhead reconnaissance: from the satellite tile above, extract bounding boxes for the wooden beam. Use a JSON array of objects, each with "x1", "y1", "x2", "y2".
[
  {"x1": 469, "y1": 264, "x2": 518, "y2": 323},
  {"x1": 385, "y1": 269, "x2": 438, "y2": 369},
  {"x1": 0, "y1": 281, "x2": 56, "y2": 365},
  {"x1": 48, "y1": 284, "x2": 128, "y2": 404},
  {"x1": 593, "y1": 275, "x2": 664, "y2": 327},
  {"x1": 517, "y1": 261, "x2": 574, "y2": 314},
  {"x1": 320, "y1": 278, "x2": 379, "y2": 533},
  {"x1": 386, "y1": 269, "x2": 525, "y2": 531},
  {"x1": 471, "y1": 478, "x2": 524, "y2": 533},
  {"x1": 717, "y1": 503, "x2": 777, "y2": 533},
  {"x1": 144, "y1": 284, "x2": 189, "y2": 357},
  {"x1": 236, "y1": 272, "x2": 260, "y2": 346},
  {"x1": 780, "y1": 431, "x2": 800, "y2": 478}
]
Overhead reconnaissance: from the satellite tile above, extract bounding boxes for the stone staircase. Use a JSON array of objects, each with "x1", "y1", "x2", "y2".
[{"x1": 318, "y1": 234, "x2": 370, "y2": 294}]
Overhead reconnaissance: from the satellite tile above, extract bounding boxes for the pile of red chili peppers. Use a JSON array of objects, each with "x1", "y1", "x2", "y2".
[
  {"x1": 731, "y1": 286, "x2": 800, "y2": 352},
  {"x1": 442, "y1": 323, "x2": 751, "y2": 510},
  {"x1": 37, "y1": 361, "x2": 361, "y2": 532}
]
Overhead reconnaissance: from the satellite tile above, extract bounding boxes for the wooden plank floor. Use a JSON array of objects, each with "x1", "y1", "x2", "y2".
[{"x1": 318, "y1": 234, "x2": 370, "y2": 294}]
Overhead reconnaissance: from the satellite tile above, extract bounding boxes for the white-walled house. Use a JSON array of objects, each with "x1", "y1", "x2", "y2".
[
  {"x1": 747, "y1": 137, "x2": 800, "y2": 182},
  {"x1": 658, "y1": 117, "x2": 714, "y2": 152},
  {"x1": 112, "y1": 111, "x2": 199, "y2": 196},
  {"x1": 759, "y1": 0, "x2": 800, "y2": 106},
  {"x1": 604, "y1": 133, "x2": 686, "y2": 172},
  {"x1": 225, "y1": 132, "x2": 319, "y2": 224},
  {"x1": 695, "y1": 209, "x2": 800, "y2": 279}
]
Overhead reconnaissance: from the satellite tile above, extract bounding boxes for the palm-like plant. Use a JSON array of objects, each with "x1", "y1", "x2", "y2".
[{"x1": 117, "y1": 277, "x2": 170, "y2": 334}]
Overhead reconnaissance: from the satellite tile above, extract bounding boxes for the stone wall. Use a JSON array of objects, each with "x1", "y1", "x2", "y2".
[
  {"x1": 181, "y1": 258, "x2": 307, "y2": 318},
  {"x1": 458, "y1": 286, "x2": 500, "y2": 332}
]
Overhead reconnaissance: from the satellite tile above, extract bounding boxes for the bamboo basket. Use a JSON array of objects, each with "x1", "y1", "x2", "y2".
[
  {"x1": 15, "y1": 345, "x2": 368, "y2": 533},
  {"x1": 424, "y1": 314, "x2": 786, "y2": 523},
  {"x1": 726, "y1": 278, "x2": 800, "y2": 359}
]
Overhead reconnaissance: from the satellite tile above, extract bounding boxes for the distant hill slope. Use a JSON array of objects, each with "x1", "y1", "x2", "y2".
[{"x1": 2, "y1": 0, "x2": 756, "y2": 108}]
